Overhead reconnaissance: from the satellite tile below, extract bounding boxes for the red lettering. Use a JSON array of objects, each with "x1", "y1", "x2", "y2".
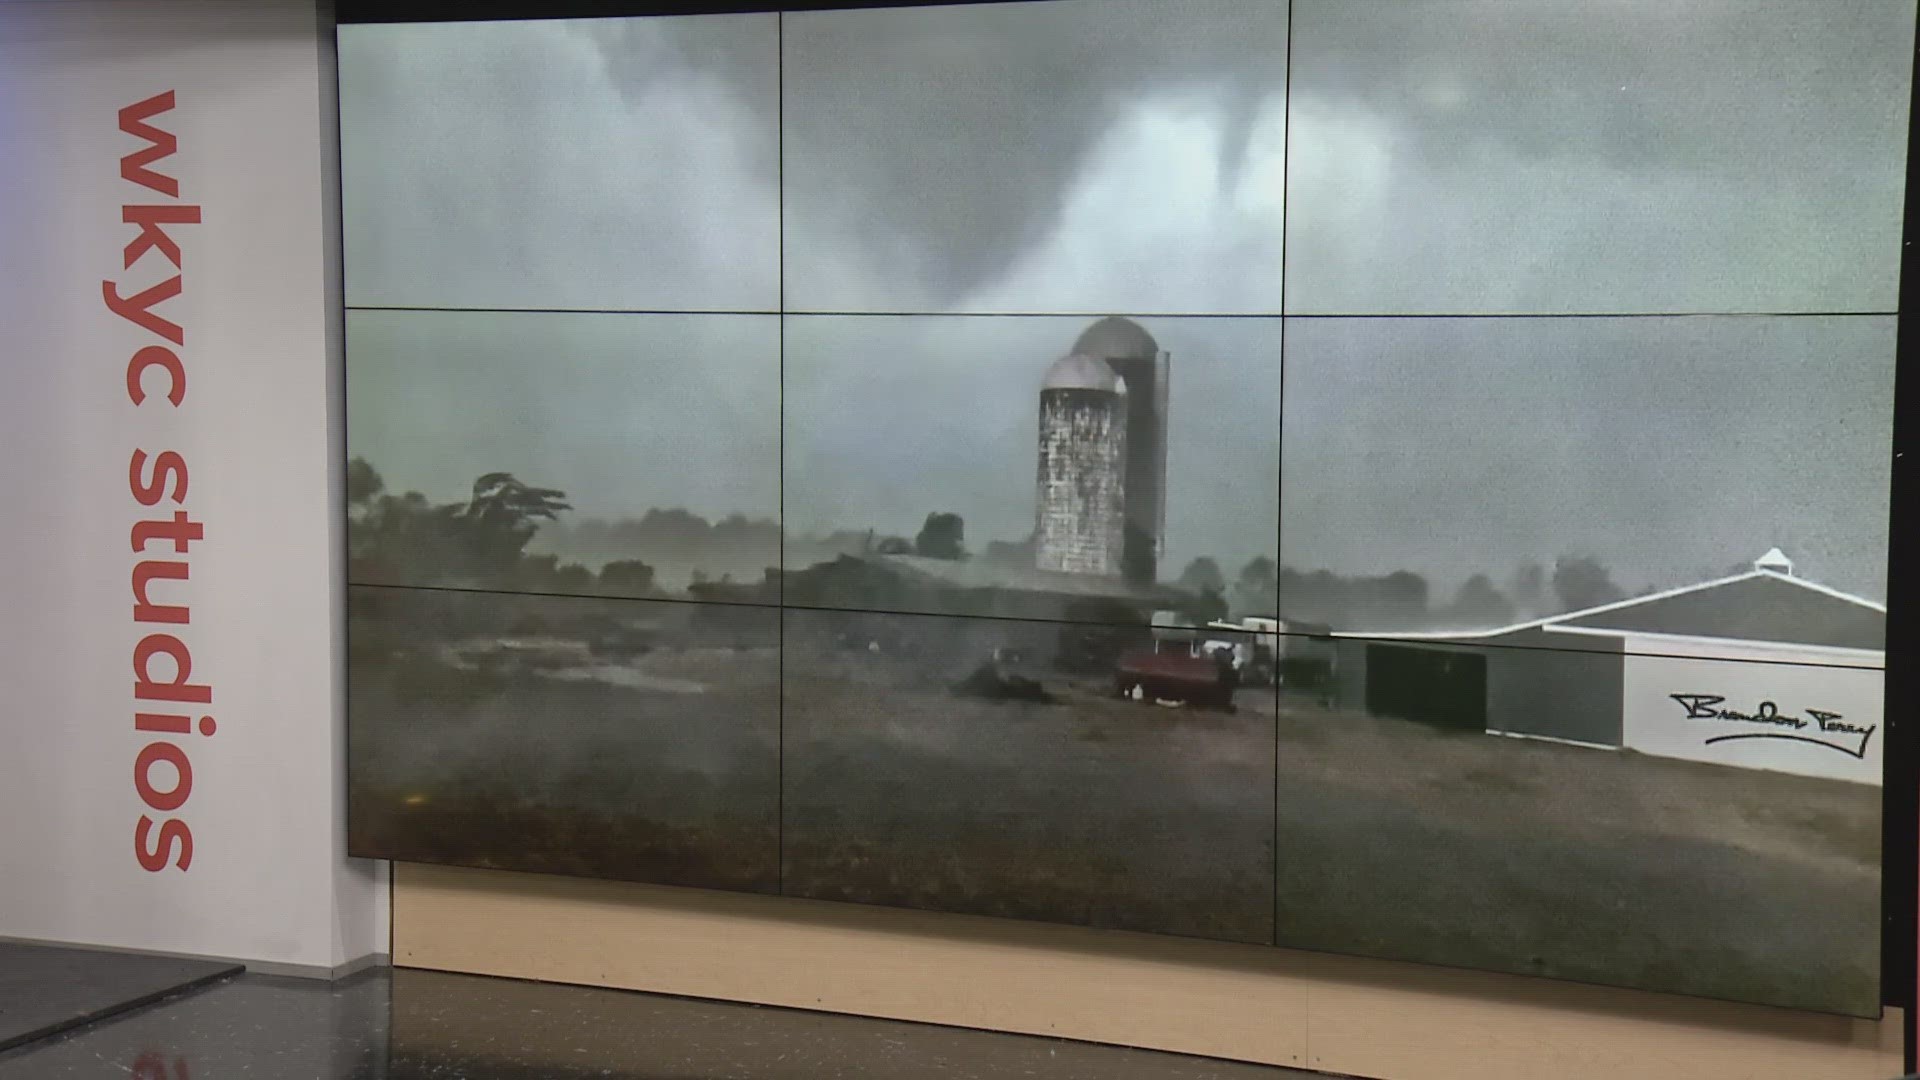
[
  {"x1": 134, "y1": 634, "x2": 211, "y2": 705},
  {"x1": 135, "y1": 712, "x2": 191, "y2": 735},
  {"x1": 127, "y1": 345, "x2": 186, "y2": 407},
  {"x1": 103, "y1": 276, "x2": 184, "y2": 346},
  {"x1": 131, "y1": 512, "x2": 204, "y2": 555},
  {"x1": 122, "y1": 204, "x2": 202, "y2": 270},
  {"x1": 118, "y1": 92, "x2": 203, "y2": 874},
  {"x1": 129, "y1": 450, "x2": 188, "y2": 506},
  {"x1": 133, "y1": 561, "x2": 189, "y2": 624},
  {"x1": 117, "y1": 91, "x2": 180, "y2": 198},
  {"x1": 134, "y1": 741, "x2": 192, "y2": 812},
  {"x1": 135, "y1": 816, "x2": 193, "y2": 872}
]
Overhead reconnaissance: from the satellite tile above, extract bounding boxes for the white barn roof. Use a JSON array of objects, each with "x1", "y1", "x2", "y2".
[{"x1": 1332, "y1": 555, "x2": 1884, "y2": 654}]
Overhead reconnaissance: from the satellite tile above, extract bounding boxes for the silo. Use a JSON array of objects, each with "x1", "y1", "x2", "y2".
[
  {"x1": 1035, "y1": 353, "x2": 1129, "y2": 577},
  {"x1": 1069, "y1": 316, "x2": 1167, "y2": 586}
]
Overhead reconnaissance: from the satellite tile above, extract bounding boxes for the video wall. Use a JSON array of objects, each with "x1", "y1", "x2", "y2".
[{"x1": 338, "y1": 0, "x2": 1909, "y2": 1016}]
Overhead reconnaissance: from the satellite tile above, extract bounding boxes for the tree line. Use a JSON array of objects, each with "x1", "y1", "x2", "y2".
[
  {"x1": 347, "y1": 459, "x2": 658, "y2": 597},
  {"x1": 1172, "y1": 553, "x2": 1639, "y2": 630},
  {"x1": 350, "y1": 458, "x2": 1646, "y2": 628}
]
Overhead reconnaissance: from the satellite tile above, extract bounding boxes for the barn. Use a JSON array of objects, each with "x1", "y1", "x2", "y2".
[{"x1": 1329, "y1": 550, "x2": 1886, "y2": 785}]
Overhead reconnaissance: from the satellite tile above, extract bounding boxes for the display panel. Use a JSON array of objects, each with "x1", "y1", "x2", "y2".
[
  {"x1": 782, "y1": 314, "x2": 1279, "y2": 625},
  {"x1": 338, "y1": 14, "x2": 779, "y2": 311},
  {"x1": 1275, "y1": 314, "x2": 1893, "y2": 1012},
  {"x1": 1285, "y1": 0, "x2": 1913, "y2": 315},
  {"x1": 1276, "y1": 642, "x2": 1880, "y2": 1012},
  {"x1": 339, "y1": 0, "x2": 1909, "y2": 1017},
  {"x1": 348, "y1": 586, "x2": 780, "y2": 892},
  {"x1": 1279, "y1": 315, "x2": 1895, "y2": 624},
  {"x1": 346, "y1": 310, "x2": 781, "y2": 598},
  {"x1": 781, "y1": 0, "x2": 1289, "y2": 315},
  {"x1": 781, "y1": 606, "x2": 1276, "y2": 943}
]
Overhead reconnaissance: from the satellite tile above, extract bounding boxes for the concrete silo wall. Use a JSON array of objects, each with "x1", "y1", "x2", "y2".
[
  {"x1": 1036, "y1": 388, "x2": 1128, "y2": 576},
  {"x1": 1106, "y1": 352, "x2": 1167, "y2": 586}
]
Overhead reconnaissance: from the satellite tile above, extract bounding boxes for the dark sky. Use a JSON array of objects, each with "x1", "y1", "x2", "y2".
[
  {"x1": 780, "y1": 0, "x2": 1289, "y2": 314},
  {"x1": 338, "y1": 1, "x2": 1293, "y2": 315},
  {"x1": 342, "y1": 2, "x2": 1909, "y2": 315},
  {"x1": 338, "y1": 13, "x2": 780, "y2": 311},
  {"x1": 338, "y1": 2, "x2": 1906, "y2": 597},
  {"x1": 1281, "y1": 315, "x2": 1895, "y2": 603}
]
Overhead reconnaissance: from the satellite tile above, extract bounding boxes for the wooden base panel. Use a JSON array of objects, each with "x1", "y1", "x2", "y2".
[{"x1": 392, "y1": 863, "x2": 1901, "y2": 1079}]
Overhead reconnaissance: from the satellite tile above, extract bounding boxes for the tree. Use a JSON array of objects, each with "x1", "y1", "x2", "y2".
[
  {"x1": 1234, "y1": 556, "x2": 1279, "y2": 617},
  {"x1": 914, "y1": 512, "x2": 966, "y2": 560},
  {"x1": 1449, "y1": 574, "x2": 1514, "y2": 628},
  {"x1": 1552, "y1": 555, "x2": 1625, "y2": 613},
  {"x1": 1272, "y1": 563, "x2": 1428, "y2": 629},
  {"x1": 466, "y1": 473, "x2": 570, "y2": 529},
  {"x1": 342, "y1": 460, "x2": 581, "y2": 589},
  {"x1": 635, "y1": 507, "x2": 712, "y2": 544},
  {"x1": 597, "y1": 559, "x2": 657, "y2": 597},
  {"x1": 1189, "y1": 585, "x2": 1229, "y2": 624},
  {"x1": 348, "y1": 486, "x2": 467, "y2": 582},
  {"x1": 344, "y1": 458, "x2": 388, "y2": 568},
  {"x1": 545, "y1": 561, "x2": 594, "y2": 595},
  {"x1": 461, "y1": 473, "x2": 572, "y2": 571},
  {"x1": 1378, "y1": 570, "x2": 1429, "y2": 609},
  {"x1": 345, "y1": 457, "x2": 384, "y2": 508},
  {"x1": 1177, "y1": 557, "x2": 1226, "y2": 596}
]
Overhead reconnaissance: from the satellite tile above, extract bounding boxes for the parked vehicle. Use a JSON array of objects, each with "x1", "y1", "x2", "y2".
[{"x1": 1115, "y1": 638, "x2": 1239, "y2": 710}]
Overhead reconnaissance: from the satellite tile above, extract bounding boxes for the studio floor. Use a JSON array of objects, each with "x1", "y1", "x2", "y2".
[{"x1": 0, "y1": 963, "x2": 1321, "y2": 1079}]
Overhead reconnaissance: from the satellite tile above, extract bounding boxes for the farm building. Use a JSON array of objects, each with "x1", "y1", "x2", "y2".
[{"x1": 1330, "y1": 550, "x2": 1886, "y2": 785}]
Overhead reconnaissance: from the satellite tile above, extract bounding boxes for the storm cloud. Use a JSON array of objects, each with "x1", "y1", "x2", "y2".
[
  {"x1": 340, "y1": 1, "x2": 1907, "y2": 316},
  {"x1": 1283, "y1": 0, "x2": 1911, "y2": 314},
  {"x1": 337, "y1": 14, "x2": 780, "y2": 311},
  {"x1": 780, "y1": 0, "x2": 1289, "y2": 313},
  {"x1": 337, "y1": 2, "x2": 1906, "y2": 602}
]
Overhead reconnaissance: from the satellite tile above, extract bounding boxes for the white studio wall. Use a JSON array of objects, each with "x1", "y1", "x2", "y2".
[{"x1": 0, "y1": 0, "x2": 386, "y2": 974}]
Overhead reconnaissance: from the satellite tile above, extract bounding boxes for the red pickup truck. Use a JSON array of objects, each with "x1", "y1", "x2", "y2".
[{"x1": 1114, "y1": 642, "x2": 1239, "y2": 710}]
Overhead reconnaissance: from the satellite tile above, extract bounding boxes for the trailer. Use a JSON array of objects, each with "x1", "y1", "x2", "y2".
[{"x1": 1206, "y1": 617, "x2": 1337, "y2": 688}]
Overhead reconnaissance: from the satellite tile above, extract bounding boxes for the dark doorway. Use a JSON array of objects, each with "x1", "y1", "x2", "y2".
[{"x1": 1365, "y1": 645, "x2": 1488, "y2": 732}]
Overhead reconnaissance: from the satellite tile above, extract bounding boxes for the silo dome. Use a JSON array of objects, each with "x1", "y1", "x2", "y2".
[
  {"x1": 1071, "y1": 316, "x2": 1159, "y2": 361},
  {"x1": 1042, "y1": 352, "x2": 1127, "y2": 394}
]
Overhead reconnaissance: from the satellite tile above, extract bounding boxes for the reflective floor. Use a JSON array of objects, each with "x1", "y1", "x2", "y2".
[
  {"x1": 0, "y1": 942, "x2": 238, "y2": 1051},
  {"x1": 0, "y1": 966, "x2": 1319, "y2": 1078}
]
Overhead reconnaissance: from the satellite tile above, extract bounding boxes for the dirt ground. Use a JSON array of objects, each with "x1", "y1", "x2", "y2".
[
  {"x1": 347, "y1": 588, "x2": 783, "y2": 893},
  {"x1": 348, "y1": 589, "x2": 1880, "y2": 1015},
  {"x1": 1272, "y1": 693, "x2": 1880, "y2": 1014},
  {"x1": 780, "y1": 650, "x2": 1878, "y2": 1013},
  {"x1": 780, "y1": 659, "x2": 1278, "y2": 944}
]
